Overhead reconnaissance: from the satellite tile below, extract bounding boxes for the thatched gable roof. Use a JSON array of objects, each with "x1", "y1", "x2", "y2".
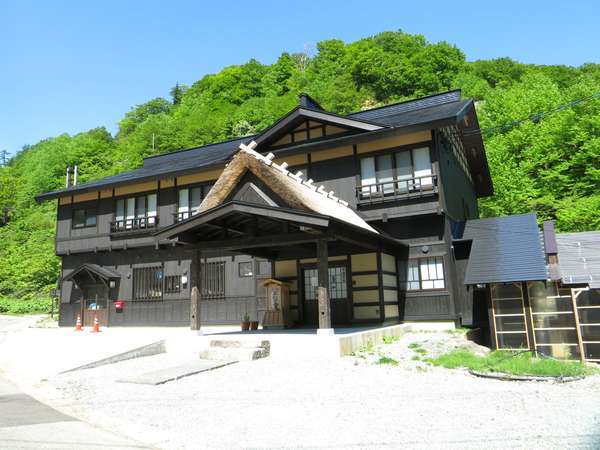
[{"x1": 200, "y1": 141, "x2": 377, "y2": 233}]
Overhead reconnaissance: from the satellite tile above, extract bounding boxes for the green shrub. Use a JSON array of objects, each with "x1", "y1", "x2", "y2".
[{"x1": 0, "y1": 297, "x2": 53, "y2": 315}]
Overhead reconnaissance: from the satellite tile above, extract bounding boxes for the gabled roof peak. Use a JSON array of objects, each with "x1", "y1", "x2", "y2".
[{"x1": 298, "y1": 93, "x2": 324, "y2": 111}]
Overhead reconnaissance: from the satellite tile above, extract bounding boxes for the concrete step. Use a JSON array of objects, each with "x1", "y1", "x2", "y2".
[
  {"x1": 117, "y1": 359, "x2": 237, "y2": 385},
  {"x1": 199, "y1": 339, "x2": 270, "y2": 361}
]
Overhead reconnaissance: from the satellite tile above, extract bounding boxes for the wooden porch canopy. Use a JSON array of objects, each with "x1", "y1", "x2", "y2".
[
  {"x1": 154, "y1": 201, "x2": 406, "y2": 260},
  {"x1": 62, "y1": 263, "x2": 120, "y2": 287}
]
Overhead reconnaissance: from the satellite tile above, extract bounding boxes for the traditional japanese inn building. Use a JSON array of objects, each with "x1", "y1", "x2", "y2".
[{"x1": 36, "y1": 90, "x2": 600, "y2": 359}]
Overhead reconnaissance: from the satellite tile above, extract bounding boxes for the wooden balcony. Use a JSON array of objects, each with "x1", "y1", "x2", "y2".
[
  {"x1": 355, "y1": 174, "x2": 438, "y2": 206},
  {"x1": 110, "y1": 216, "x2": 159, "y2": 234}
]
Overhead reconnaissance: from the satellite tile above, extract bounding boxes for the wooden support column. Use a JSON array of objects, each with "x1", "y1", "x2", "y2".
[
  {"x1": 190, "y1": 250, "x2": 202, "y2": 332},
  {"x1": 316, "y1": 239, "x2": 332, "y2": 334},
  {"x1": 521, "y1": 281, "x2": 536, "y2": 354}
]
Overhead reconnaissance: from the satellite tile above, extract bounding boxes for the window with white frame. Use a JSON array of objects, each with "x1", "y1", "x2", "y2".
[
  {"x1": 360, "y1": 147, "x2": 433, "y2": 197},
  {"x1": 405, "y1": 256, "x2": 445, "y2": 290},
  {"x1": 115, "y1": 193, "x2": 157, "y2": 230},
  {"x1": 177, "y1": 184, "x2": 212, "y2": 221}
]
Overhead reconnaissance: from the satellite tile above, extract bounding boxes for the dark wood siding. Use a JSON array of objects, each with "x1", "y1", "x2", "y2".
[{"x1": 436, "y1": 130, "x2": 478, "y2": 221}]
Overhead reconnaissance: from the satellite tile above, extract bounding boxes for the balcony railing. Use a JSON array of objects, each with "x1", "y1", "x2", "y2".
[
  {"x1": 110, "y1": 215, "x2": 159, "y2": 233},
  {"x1": 173, "y1": 210, "x2": 201, "y2": 222},
  {"x1": 356, "y1": 174, "x2": 438, "y2": 205}
]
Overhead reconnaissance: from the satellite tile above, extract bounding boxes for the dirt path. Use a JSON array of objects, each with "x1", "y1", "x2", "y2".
[{"x1": 35, "y1": 332, "x2": 600, "y2": 450}]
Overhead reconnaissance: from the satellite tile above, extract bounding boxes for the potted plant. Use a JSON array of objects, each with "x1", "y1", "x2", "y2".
[
  {"x1": 250, "y1": 319, "x2": 259, "y2": 330},
  {"x1": 241, "y1": 313, "x2": 250, "y2": 331}
]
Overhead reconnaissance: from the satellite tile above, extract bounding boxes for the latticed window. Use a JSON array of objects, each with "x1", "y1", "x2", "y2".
[
  {"x1": 133, "y1": 266, "x2": 163, "y2": 301},
  {"x1": 402, "y1": 257, "x2": 445, "y2": 291},
  {"x1": 303, "y1": 266, "x2": 347, "y2": 300},
  {"x1": 201, "y1": 261, "x2": 225, "y2": 299}
]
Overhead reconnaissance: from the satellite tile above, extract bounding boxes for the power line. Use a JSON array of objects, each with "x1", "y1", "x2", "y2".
[{"x1": 462, "y1": 91, "x2": 600, "y2": 137}]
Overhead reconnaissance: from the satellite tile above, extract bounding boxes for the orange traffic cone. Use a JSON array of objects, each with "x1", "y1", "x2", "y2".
[
  {"x1": 91, "y1": 314, "x2": 100, "y2": 333},
  {"x1": 75, "y1": 314, "x2": 83, "y2": 331}
]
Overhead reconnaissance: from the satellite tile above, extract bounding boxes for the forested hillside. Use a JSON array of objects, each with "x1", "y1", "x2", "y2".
[{"x1": 1, "y1": 31, "x2": 599, "y2": 303}]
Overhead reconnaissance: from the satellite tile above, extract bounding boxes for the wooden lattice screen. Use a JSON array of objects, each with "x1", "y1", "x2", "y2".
[
  {"x1": 573, "y1": 289, "x2": 600, "y2": 363},
  {"x1": 527, "y1": 281, "x2": 580, "y2": 360}
]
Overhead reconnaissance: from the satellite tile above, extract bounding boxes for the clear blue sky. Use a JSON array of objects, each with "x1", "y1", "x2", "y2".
[{"x1": 1, "y1": 0, "x2": 598, "y2": 157}]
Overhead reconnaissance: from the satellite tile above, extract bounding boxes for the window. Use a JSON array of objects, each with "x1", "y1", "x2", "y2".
[
  {"x1": 72, "y1": 207, "x2": 97, "y2": 229},
  {"x1": 177, "y1": 184, "x2": 212, "y2": 221},
  {"x1": 405, "y1": 257, "x2": 445, "y2": 290},
  {"x1": 257, "y1": 260, "x2": 272, "y2": 276},
  {"x1": 164, "y1": 275, "x2": 181, "y2": 294},
  {"x1": 115, "y1": 193, "x2": 157, "y2": 231},
  {"x1": 360, "y1": 147, "x2": 432, "y2": 197},
  {"x1": 303, "y1": 266, "x2": 347, "y2": 300},
  {"x1": 200, "y1": 261, "x2": 225, "y2": 299},
  {"x1": 133, "y1": 266, "x2": 163, "y2": 301},
  {"x1": 239, "y1": 262, "x2": 254, "y2": 277}
]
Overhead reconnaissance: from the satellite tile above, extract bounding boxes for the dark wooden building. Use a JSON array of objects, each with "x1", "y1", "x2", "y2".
[{"x1": 36, "y1": 90, "x2": 494, "y2": 330}]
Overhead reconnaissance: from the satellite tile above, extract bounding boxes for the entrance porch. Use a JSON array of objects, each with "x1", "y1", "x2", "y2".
[{"x1": 155, "y1": 201, "x2": 408, "y2": 331}]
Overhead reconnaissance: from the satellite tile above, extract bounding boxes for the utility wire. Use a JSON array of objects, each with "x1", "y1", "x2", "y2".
[{"x1": 462, "y1": 91, "x2": 600, "y2": 137}]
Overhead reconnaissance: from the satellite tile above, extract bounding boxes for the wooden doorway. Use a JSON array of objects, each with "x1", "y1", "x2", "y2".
[
  {"x1": 82, "y1": 284, "x2": 109, "y2": 327},
  {"x1": 302, "y1": 263, "x2": 350, "y2": 327}
]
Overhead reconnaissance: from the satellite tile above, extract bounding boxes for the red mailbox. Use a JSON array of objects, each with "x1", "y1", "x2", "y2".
[{"x1": 113, "y1": 300, "x2": 124, "y2": 311}]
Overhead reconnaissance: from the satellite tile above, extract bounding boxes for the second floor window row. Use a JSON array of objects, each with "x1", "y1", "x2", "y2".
[
  {"x1": 360, "y1": 147, "x2": 433, "y2": 197},
  {"x1": 177, "y1": 185, "x2": 212, "y2": 221},
  {"x1": 115, "y1": 194, "x2": 157, "y2": 231}
]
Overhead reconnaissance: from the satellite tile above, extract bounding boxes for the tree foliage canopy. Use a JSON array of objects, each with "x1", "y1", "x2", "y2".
[{"x1": 1, "y1": 30, "x2": 598, "y2": 299}]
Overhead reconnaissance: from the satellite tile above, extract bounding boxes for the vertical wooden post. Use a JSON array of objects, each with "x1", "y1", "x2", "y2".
[
  {"x1": 376, "y1": 251, "x2": 385, "y2": 322},
  {"x1": 316, "y1": 239, "x2": 332, "y2": 332},
  {"x1": 190, "y1": 250, "x2": 201, "y2": 331},
  {"x1": 571, "y1": 288, "x2": 586, "y2": 363},
  {"x1": 521, "y1": 282, "x2": 537, "y2": 355},
  {"x1": 486, "y1": 285, "x2": 498, "y2": 350}
]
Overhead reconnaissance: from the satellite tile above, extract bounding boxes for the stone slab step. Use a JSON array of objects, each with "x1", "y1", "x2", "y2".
[
  {"x1": 199, "y1": 346, "x2": 268, "y2": 361},
  {"x1": 116, "y1": 359, "x2": 237, "y2": 385},
  {"x1": 210, "y1": 339, "x2": 270, "y2": 351}
]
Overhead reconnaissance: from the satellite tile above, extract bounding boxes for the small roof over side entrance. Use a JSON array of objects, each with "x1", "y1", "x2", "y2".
[{"x1": 62, "y1": 264, "x2": 120, "y2": 286}]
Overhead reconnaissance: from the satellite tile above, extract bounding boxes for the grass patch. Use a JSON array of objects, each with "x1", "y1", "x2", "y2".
[
  {"x1": 408, "y1": 342, "x2": 428, "y2": 356},
  {"x1": 445, "y1": 327, "x2": 469, "y2": 335},
  {"x1": 377, "y1": 356, "x2": 398, "y2": 366},
  {"x1": 382, "y1": 335, "x2": 400, "y2": 344},
  {"x1": 0, "y1": 297, "x2": 53, "y2": 315},
  {"x1": 427, "y1": 349, "x2": 597, "y2": 377}
]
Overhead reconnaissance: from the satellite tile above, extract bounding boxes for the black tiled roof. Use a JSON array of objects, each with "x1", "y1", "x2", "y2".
[
  {"x1": 353, "y1": 99, "x2": 471, "y2": 128},
  {"x1": 348, "y1": 89, "x2": 462, "y2": 121},
  {"x1": 36, "y1": 89, "x2": 482, "y2": 202},
  {"x1": 462, "y1": 214, "x2": 547, "y2": 284},
  {"x1": 36, "y1": 136, "x2": 253, "y2": 200}
]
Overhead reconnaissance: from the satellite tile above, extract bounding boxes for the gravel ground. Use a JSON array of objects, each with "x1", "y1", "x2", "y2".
[{"x1": 33, "y1": 332, "x2": 600, "y2": 449}]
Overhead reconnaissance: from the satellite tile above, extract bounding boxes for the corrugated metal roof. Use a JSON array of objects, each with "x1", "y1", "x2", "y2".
[
  {"x1": 556, "y1": 231, "x2": 600, "y2": 287},
  {"x1": 462, "y1": 213, "x2": 547, "y2": 284}
]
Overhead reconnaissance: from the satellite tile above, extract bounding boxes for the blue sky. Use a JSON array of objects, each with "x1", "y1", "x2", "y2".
[{"x1": 1, "y1": 0, "x2": 598, "y2": 157}]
